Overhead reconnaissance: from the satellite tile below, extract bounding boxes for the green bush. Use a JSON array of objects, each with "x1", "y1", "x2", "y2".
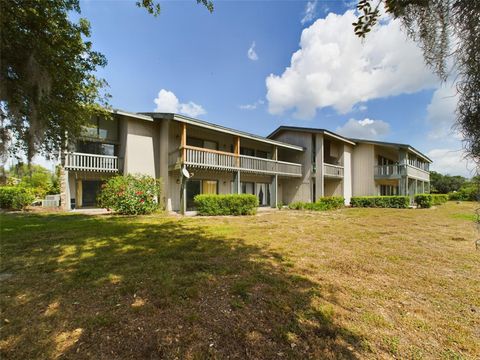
[
  {"x1": 288, "y1": 196, "x2": 344, "y2": 211},
  {"x1": 448, "y1": 185, "x2": 479, "y2": 201},
  {"x1": 350, "y1": 196, "x2": 410, "y2": 208},
  {"x1": 0, "y1": 186, "x2": 35, "y2": 210},
  {"x1": 98, "y1": 174, "x2": 163, "y2": 215},
  {"x1": 194, "y1": 194, "x2": 258, "y2": 216},
  {"x1": 414, "y1": 194, "x2": 433, "y2": 208},
  {"x1": 431, "y1": 194, "x2": 449, "y2": 205}
]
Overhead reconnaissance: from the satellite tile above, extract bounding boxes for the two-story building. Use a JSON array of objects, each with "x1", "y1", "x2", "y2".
[{"x1": 60, "y1": 110, "x2": 431, "y2": 212}]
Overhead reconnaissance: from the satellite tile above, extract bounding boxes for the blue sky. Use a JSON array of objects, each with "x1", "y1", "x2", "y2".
[{"x1": 32, "y1": 0, "x2": 473, "y2": 176}]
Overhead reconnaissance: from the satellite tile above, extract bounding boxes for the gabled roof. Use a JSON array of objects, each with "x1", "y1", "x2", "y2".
[
  {"x1": 140, "y1": 112, "x2": 304, "y2": 152},
  {"x1": 267, "y1": 126, "x2": 356, "y2": 146},
  {"x1": 349, "y1": 138, "x2": 432, "y2": 163}
]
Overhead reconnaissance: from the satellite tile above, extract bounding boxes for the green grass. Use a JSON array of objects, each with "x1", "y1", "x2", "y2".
[{"x1": 0, "y1": 202, "x2": 479, "y2": 359}]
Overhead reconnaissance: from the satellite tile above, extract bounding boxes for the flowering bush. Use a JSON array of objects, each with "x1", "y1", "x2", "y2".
[{"x1": 98, "y1": 174, "x2": 163, "y2": 215}]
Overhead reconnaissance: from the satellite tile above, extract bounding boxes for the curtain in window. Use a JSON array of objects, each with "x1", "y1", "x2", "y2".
[{"x1": 202, "y1": 180, "x2": 217, "y2": 194}]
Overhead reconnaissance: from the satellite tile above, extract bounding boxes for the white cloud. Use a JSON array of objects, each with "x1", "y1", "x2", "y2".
[
  {"x1": 247, "y1": 42, "x2": 258, "y2": 61},
  {"x1": 301, "y1": 0, "x2": 317, "y2": 25},
  {"x1": 239, "y1": 99, "x2": 264, "y2": 110},
  {"x1": 426, "y1": 84, "x2": 460, "y2": 140},
  {"x1": 336, "y1": 118, "x2": 390, "y2": 139},
  {"x1": 266, "y1": 10, "x2": 437, "y2": 119},
  {"x1": 427, "y1": 148, "x2": 474, "y2": 178},
  {"x1": 153, "y1": 89, "x2": 206, "y2": 117}
]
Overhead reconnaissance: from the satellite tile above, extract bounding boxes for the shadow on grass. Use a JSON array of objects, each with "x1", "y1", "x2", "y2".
[{"x1": 1, "y1": 212, "x2": 363, "y2": 359}]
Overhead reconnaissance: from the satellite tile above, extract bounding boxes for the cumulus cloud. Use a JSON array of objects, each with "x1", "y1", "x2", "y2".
[
  {"x1": 426, "y1": 84, "x2": 460, "y2": 140},
  {"x1": 153, "y1": 89, "x2": 206, "y2": 117},
  {"x1": 301, "y1": 0, "x2": 317, "y2": 25},
  {"x1": 266, "y1": 10, "x2": 437, "y2": 119},
  {"x1": 427, "y1": 148, "x2": 474, "y2": 178},
  {"x1": 239, "y1": 99, "x2": 265, "y2": 110},
  {"x1": 336, "y1": 118, "x2": 390, "y2": 139},
  {"x1": 247, "y1": 42, "x2": 258, "y2": 61}
]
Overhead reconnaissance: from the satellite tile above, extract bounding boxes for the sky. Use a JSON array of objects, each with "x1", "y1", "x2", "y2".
[{"x1": 27, "y1": 0, "x2": 475, "y2": 177}]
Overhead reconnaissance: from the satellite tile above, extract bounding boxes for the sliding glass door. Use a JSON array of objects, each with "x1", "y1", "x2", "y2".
[
  {"x1": 256, "y1": 183, "x2": 271, "y2": 206},
  {"x1": 186, "y1": 179, "x2": 218, "y2": 210}
]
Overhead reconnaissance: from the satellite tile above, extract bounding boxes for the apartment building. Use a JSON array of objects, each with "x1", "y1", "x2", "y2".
[{"x1": 60, "y1": 111, "x2": 431, "y2": 212}]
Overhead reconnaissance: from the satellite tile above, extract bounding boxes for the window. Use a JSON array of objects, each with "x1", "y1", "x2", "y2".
[
  {"x1": 77, "y1": 141, "x2": 117, "y2": 156},
  {"x1": 240, "y1": 147, "x2": 255, "y2": 157},
  {"x1": 380, "y1": 185, "x2": 399, "y2": 196},
  {"x1": 187, "y1": 137, "x2": 218, "y2": 150},
  {"x1": 81, "y1": 116, "x2": 118, "y2": 142},
  {"x1": 202, "y1": 180, "x2": 218, "y2": 194},
  {"x1": 256, "y1": 150, "x2": 269, "y2": 159}
]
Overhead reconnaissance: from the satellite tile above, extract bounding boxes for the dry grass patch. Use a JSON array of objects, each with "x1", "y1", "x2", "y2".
[{"x1": 0, "y1": 202, "x2": 479, "y2": 359}]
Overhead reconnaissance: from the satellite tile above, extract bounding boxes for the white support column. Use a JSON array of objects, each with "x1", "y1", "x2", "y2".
[
  {"x1": 271, "y1": 175, "x2": 278, "y2": 208},
  {"x1": 315, "y1": 134, "x2": 324, "y2": 201},
  {"x1": 233, "y1": 171, "x2": 241, "y2": 194},
  {"x1": 60, "y1": 168, "x2": 71, "y2": 211}
]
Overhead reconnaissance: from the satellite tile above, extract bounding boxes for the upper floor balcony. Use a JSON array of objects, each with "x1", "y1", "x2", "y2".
[
  {"x1": 323, "y1": 163, "x2": 344, "y2": 178},
  {"x1": 374, "y1": 164, "x2": 429, "y2": 181},
  {"x1": 64, "y1": 152, "x2": 119, "y2": 173},
  {"x1": 169, "y1": 145, "x2": 302, "y2": 177}
]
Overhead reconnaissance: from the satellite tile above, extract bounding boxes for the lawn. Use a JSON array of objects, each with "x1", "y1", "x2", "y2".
[{"x1": 1, "y1": 202, "x2": 479, "y2": 359}]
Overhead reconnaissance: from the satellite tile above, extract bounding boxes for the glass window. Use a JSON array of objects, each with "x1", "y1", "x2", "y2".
[
  {"x1": 98, "y1": 117, "x2": 118, "y2": 141},
  {"x1": 204, "y1": 140, "x2": 218, "y2": 150},
  {"x1": 187, "y1": 137, "x2": 204, "y2": 148},
  {"x1": 240, "y1": 147, "x2": 255, "y2": 157},
  {"x1": 256, "y1": 150, "x2": 269, "y2": 159},
  {"x1": 202, "y1": 180, "x2": 218, "y2": 194},
  {"x1": 241, "y1": 182, "x2": 254, "y2": 194}
]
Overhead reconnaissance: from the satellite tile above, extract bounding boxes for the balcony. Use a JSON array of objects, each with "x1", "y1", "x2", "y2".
[
  {"x1": 64, "y1": 152, "x2": 119, "y2": 172},
  {"x1": 323, "y1": 163, "x2": 344, "y2": 178},
  {"x1": 374, "y1": 164, "x2": 429, "y2": 181},
  {"x1": 169, "y1": 146, "x2": 302, "y2": 177}
]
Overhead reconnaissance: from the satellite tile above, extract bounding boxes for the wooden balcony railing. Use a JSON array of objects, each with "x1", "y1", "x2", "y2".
[
  {"x1": 323, "y1": 163, "x2": 344, "y2": 178},
  {"x1": 64, "y1": 152, "x2": 118, "y2": 172},
  {"x1": 171, "y1": 146, "x2": 302, "y2": 177}
]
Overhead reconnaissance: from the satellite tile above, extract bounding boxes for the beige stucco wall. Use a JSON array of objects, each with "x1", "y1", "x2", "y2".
[
  {"x1": 124, "y1": 118, "x2": 158, "y2": 177},
  {"x1": 274, "y1": 132, "x2": 312, "y2": 203},
  {"x1": 352, "y1": 143, "x2": 376, "y2": 196}
]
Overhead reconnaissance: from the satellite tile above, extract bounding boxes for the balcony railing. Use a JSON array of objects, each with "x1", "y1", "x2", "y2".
[
  {"x1": 64, "y1": 152, "x2": 118, "y2": 172},
  {"x1": 172, "y1": 146, "x2": 302, "y2": 177},
  {"x1": 374, "y1": 164, "x2": 406, "y2": 178},
  {"x1": 324, "y1": 163, "x2": 344, "y2": 178},
  {"x1": 374, "y1": 164, "x2": 429, "y2": 181}
]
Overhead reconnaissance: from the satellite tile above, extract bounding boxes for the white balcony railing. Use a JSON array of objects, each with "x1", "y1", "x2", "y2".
[
  {"x1": 323, "y1": 163, "x2": 344, "y2": 178},
  {"x1": 374, "y1": 164, "x2": 406, "y2": 177},
  {"x1": 64, "y1": 152, "x2": 118, "y2": 172},
  {"x1": 180, "y1": 146, "x2": 302, "y2": 177}
]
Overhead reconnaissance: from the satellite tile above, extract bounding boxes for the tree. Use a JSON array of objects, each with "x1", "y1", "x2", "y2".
[
  {"x1": 0, "y1": 0, "x2": 213, "y2": 163},
  {"x1": 429, "y1": 171, "x2": 466, "y2": 193},
  {"x1": 353, "y1": 0, "x2": 480, "y2": 164}
]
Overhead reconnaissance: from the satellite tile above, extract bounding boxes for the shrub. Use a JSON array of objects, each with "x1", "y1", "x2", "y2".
[
  {"x1": 448, "y1": 185, "x2": 479, "y2": 201},
  {"x1": 0, "y1": 186, "x2": 35, "y2": 210},
  {"x1": 98, "y1": 174, "x2": 163, "y2": 215},
  {"x1": 288, "y1": 196, "x2": 344, "y2": 211},
  {"x1": 431, "y1": 194, "x2": 448, "y2": 205},
  {"x1": 350, "y1": 196, "x2": 410, "y2": 208},
  {"x1": 194, "y1": 194, "x2": 258, "y2": 216},
  {"x1": 414, "y1": 194, "x2": 433, "y2": 208}
]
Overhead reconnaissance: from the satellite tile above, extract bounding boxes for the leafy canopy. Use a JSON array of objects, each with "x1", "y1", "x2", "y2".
[
  {"x1": 353, "y1": 0, "x2": 480, "y2": 164},
  {"x1": 0, "y1": 0, "x2": 213, "y2": 163}
]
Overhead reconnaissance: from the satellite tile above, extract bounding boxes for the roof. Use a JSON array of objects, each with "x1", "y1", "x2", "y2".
[
  {"x1": 267, "y1": 126, "x2": 356, "y2": 146},
  {"x1": 348, "y1": 138, "x2": 432, "y2": 163},
  {"x1": 111, "y1": 109, "x2": 154, "y2": 122},
  {"x1": 268, "y1": 126, "x2": 431, "y2": 162},
  {"x1": 140, "y1": 112, "x2": 304, "y2": 152}
]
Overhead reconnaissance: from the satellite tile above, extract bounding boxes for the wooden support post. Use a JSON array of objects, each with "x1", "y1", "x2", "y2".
[
  {"x1": 234, "y1": 136, "x2": 240, "y2": 167},
  {"x1": 181, "y1": 123, "x2": 187, "y2": 163}
]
